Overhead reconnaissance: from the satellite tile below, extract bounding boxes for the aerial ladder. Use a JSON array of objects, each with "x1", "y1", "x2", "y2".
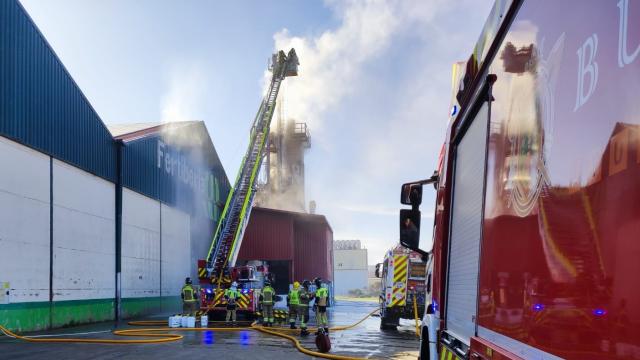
[{"x1": 197, "y1": 49, "x2": 299, "y2": 316}]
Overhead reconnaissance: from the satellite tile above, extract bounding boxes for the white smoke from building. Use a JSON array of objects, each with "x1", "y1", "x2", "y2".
[
  {"x1": 272, "y1": 0, "x2": 449, "y2": 136},
  {"x1": 161, "y1": 61, "x2": 208, "y2": 124},
  {"x1": 269, "y1": 0, "x2": 493, "y2": 263}
]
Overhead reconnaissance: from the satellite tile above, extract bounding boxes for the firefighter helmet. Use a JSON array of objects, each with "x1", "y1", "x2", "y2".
[
  {"x1": 293, "y1": 281, "x2": 300, "y2": 289},
  {"x1": 302, "y1": 279, "x2": 311, "y2": 288},
  {"x1": 314, "y1": 277, "x2": 322, "y2": 288},
  {"x1": 185, "y1": 277, "x2": 192, "y2": 285}
]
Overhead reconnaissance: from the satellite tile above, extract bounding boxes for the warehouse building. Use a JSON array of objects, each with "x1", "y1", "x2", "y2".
[
  {"x1": 0, "y1": 0, "x2": 229, "y2": 331},
  {"x1": 238, "y1": 207, "x2": 334, "y2": 294},
  {"x1": 333, "y1": 240, "x2": 368, "y2": 296}
]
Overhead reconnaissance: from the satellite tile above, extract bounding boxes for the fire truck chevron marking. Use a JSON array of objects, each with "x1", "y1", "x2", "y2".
[
  {"x1": 394, "y1": 268, "x2": 407, "y2": 283},
  {"x1": 236, "y1": 293, "x2": 250, "y2": 308},
  {"x1": 440, "y1": 345, "x2": 462, "y2": 360}
]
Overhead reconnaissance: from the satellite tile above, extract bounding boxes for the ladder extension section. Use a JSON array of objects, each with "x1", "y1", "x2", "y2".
[{"x1": 206, "y1": 49, "x2": 299, "y2": 281}]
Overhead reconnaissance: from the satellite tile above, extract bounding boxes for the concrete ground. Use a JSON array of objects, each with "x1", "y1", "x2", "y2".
[{"x1": 0, "y1": 300, "x2": 420, "y2": 359}]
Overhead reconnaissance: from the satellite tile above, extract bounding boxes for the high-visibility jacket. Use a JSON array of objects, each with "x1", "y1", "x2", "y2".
[
  {"x1": 182, "y1": 285, "x2": 197, "y2": 303},
  {"x1": 288, "y1": 289, "x2": 300, "y2": 305},
  {"x1": 316, "y1": 287, "x2": 328, "y2": 307},
  {"x1": 225, "y1": 288, "x2": 240, "y2": 302},
  {"x1": 261, "y1": 286, "x2": 275, "y2": 305}
]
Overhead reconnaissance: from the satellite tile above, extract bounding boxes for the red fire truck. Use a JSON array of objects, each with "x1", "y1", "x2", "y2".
[
  {"x1": 401, "y1": 1, "x2": 640, "y2": 359},
  {"x1": 197, "y1": 260, "x2": 270, "y2": 318}
]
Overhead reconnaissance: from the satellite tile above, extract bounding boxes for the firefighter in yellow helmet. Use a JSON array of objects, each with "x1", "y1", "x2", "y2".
[
  {"x1": 181, "y1": 277, "x2": 198, "y2": 316},
  {"x1": 224, "y1": 281, "x2": 241, "y2": 326},
  {"x1": 288, "y1": 281, "x2": 300, "y2": 329}
]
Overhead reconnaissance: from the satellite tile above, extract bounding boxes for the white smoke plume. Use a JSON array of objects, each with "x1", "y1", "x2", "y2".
[
  {"x1": 161, "y1": 61, "x2": 208, "y2": 124},
  {"x1": 270, "y1": 0, "x2": 492, "y2": 263},
  {"x1": 273, "y1": 0, "x2": 453, "y2": 136}
]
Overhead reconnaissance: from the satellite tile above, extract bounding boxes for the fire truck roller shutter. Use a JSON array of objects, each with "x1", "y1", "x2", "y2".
[{"x1": 445, "y1": 102, "x2": 489, "y2": 345}]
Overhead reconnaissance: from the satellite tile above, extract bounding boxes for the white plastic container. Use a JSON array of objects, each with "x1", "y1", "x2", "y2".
[
  {"x1": 200, "y1": 315, "x2": 208, "y2": 328},
  {"x1": 186, "y1": 316, "x2": 196, "y2": 328},
  {"x1": 169, "y1": 316, "x2": 181, "y2": 328},
  {"x1": 181, "y1": 316, "x2": 189, "y2": 328}
]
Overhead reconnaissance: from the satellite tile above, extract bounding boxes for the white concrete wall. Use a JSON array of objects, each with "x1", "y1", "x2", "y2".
[
  {"x1": 160, "y1": 204, "x2": 191, "y2": 297},
  {"x1": 334, "y1": 249, "x2": 368, "y2": 270},
  {"x1": 121, "y1": 189, "x2": 160, "y2": 298},
  {"x1": 52, "y1": 159, "x2": 115, "y2": 301},
  {"x1": 333, "y1": 269, "x2": 368, "y2": 296},
  {"x1": 0, "y1": 136, "x2": 50, "y2": 303}
]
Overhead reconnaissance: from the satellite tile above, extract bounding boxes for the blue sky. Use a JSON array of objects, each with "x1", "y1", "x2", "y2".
[{"x1": 21, "y1": 0, "x2": 493, "y2": 264}]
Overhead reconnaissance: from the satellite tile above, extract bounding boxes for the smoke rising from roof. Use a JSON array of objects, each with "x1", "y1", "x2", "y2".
[{"x1": 161, "y1": 61, "x2": 208, "y2": 124}]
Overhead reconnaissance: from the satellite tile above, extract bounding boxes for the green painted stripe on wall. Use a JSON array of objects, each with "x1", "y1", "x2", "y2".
[
  {"x1": 0, "y1": 296, "x2": 184, "y2": 332},
  {"x1": 0, "y1": 301, "x2": 50, "y2": 332},
  {"x1": 120, "y1": 296, "x2": 182, "y2": 318},
  {"x1": 51, "y1": 298, "x2": 114, "y2": 328}
]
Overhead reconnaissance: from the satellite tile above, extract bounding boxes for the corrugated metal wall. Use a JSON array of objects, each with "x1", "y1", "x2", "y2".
[
  {"x1": 120, "y1": 126, "x2": 230, "y2": 281},
  {"x1": 120, "y1": 127, "x2": 230, "y2": 220},
  {"x1": 238, "y1": 209, "x2": 295, "y2": 260},
  {"x1": 294, "y1": 219, "x2": 333, "y2": 281},
  {"x1": 0, "y1": 0, "x2": 116, "y2": 181},
  {"x1": 238, "y1": 207, "x2": 333, "y2": 282}
]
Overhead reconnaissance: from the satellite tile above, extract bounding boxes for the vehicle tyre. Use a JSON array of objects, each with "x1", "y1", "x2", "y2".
[
  {"x1": 419, "y1": 325, "x2": 430, "y2": 359},
  {"x1": 379, "y1": 306, "x2": 399, "y2": 330}
]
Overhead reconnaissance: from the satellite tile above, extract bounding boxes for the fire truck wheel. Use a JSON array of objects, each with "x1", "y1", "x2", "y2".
[{"x1": 379, "y1": 307, "x2": 399, "y2": 330}]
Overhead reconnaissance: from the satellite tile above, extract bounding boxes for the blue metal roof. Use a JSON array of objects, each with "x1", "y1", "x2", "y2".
[{"x1": 0, "y1": 0, "x2": 116, "y2": 181}]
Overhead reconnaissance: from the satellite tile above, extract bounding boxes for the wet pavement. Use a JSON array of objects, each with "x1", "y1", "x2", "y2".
[{"x1": 0, "y1": 300, "x2": 420, "y2": 359}]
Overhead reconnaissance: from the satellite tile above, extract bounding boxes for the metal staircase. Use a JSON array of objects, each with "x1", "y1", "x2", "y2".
[{"x1": 205, "y1": 49, "x2": 299, "y2": 284}]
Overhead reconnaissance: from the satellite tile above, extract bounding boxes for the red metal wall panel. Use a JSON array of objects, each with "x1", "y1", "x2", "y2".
[
  {"x1": 293, "y1": 218, "x2": 333, "y2": 282},
  {"x1": 237, "y1": 208, "x2": 294, "y2": 261},
  {"x1": 238, "y1": 207, "x2": 333, "y2": 283}
]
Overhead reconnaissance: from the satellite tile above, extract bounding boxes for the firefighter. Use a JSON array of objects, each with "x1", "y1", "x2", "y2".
[
  {"x1": 314, "y1": 278, "x2": 329, "y2": 333},
  {"x1": 181, "y1": 277, "x2": 198, "y2": 316},
  {"x1": 224, "y1": 281, "x2": 241, "y2": 325},
  {"x1": 288, "y1": 281, "x2": 300, "y2": 329},
  {"x1": 260, "y1": 280, "x2": 276, "y2": 327},
  {"x1": 299, "y1": 279, "x2": 312, "y2": 336}
]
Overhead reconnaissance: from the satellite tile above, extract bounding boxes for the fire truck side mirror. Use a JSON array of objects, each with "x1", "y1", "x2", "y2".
[
  {"x1": 374, "y1": 263, "x2": 383, "y2": 278},
  {"x1": 400, "y1": 183, "x2": 423, "y2": 207},
  {"x1": 399, "y1": 209, "x2": 421, "y2": 250}
]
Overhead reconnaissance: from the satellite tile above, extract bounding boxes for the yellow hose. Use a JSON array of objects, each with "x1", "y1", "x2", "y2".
[
  {"x1": 251, "y1": 308, "x2": 380, "y2": 360},
  {"x1": 412, "y1": 292, "x2": 420, "y2": 338},
  {"x1": 255, "y1": 326, "x2": 362, "y2": 360},
  {"x1": 0, "y1": 308, "x2": 380, "y2": 359},
  {"x1": 0, "y1": 325, "x2": 183, "y2": 344}
]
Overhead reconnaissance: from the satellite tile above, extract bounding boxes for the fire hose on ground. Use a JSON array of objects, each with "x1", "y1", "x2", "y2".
[{"x1": 0, "y1": 308, "x2": 381, "y2": 360}]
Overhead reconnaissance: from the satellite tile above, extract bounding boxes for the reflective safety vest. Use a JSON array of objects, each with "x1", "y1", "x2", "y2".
[
  {"x1": 262, "y1": 286, "x2": 275, "y2": 305},
  {"x1": 225, "y1": 288, "x2": 240, "y2": 302},
  {"x1": 288, "y1": 289, "x2": 300, "y2": 305},
  {"x1": 182, "y1": 285, "x2": 197, "y2": 303},
  {"x1": 316, "y1": 287, "x2": 328, "y2": 307}
]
